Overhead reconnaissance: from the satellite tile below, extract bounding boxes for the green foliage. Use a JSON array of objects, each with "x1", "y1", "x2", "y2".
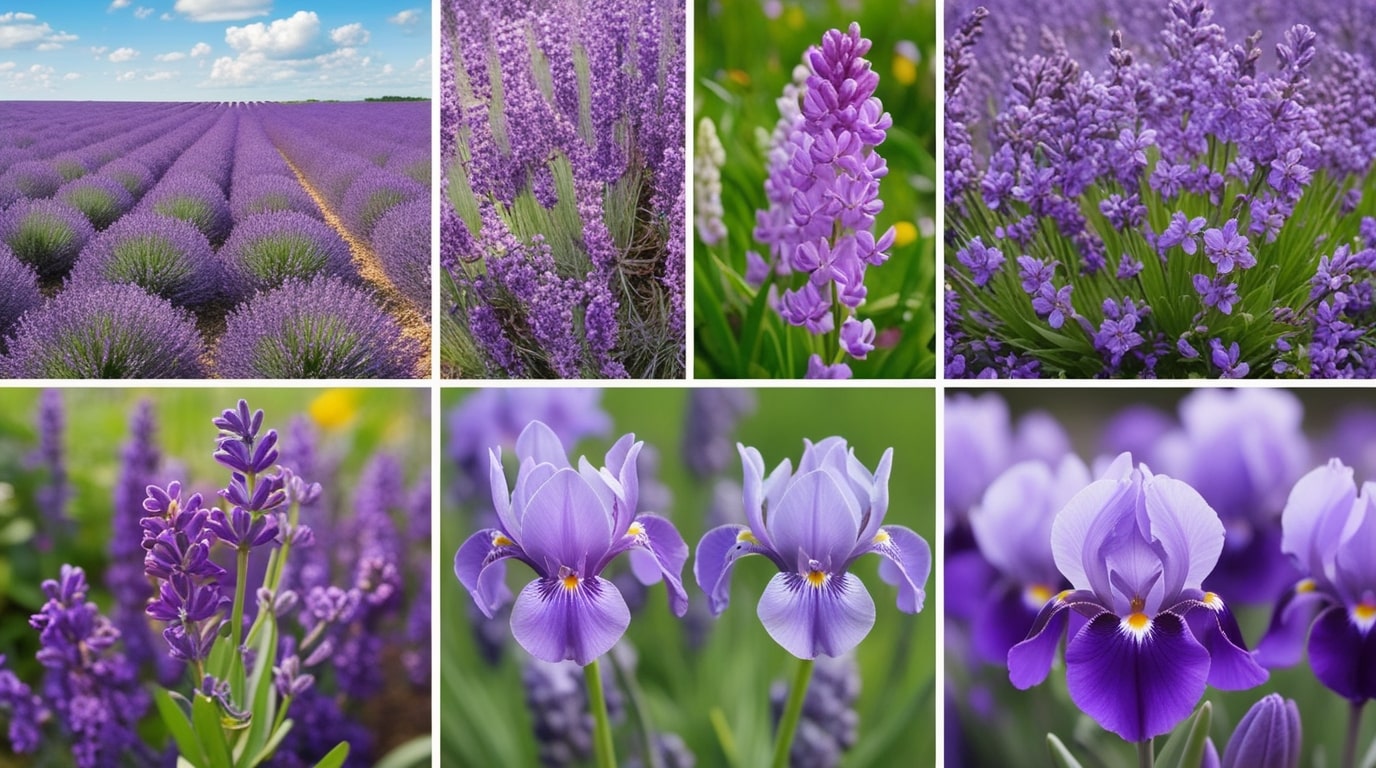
[
  {"x1": 63, "y1": 187, "x2": 122, "y2": 229},
  {"x1": 240, "y1": 233, "x2": 330, "y2": 286},
  {"x1": 108, "y1": 234, "x2": 194, "y2": 297},
  {"x1": 8, "y1": 213, "x2": 76, "y2": 270}
]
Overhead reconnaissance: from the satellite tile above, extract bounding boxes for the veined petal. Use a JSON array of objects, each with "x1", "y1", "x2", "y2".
[
  {"x1": 515, "y1": 420, "x2": 572, "y2": 469},
  {"x1": 757, "y1": 571, "x2": 876, "y2": 659},
  {"x1": 768, "y1": 470, "x2": 860, "y2": 571},
  {"x1": 1052, "y1": 473, "x2": 1136, "y2": 603},
  {"x1": 511, "y1": 575, "x2": 630, "y2": 665},
  {"x1": 1064, "y1": 611, "x2": 1210, "y2": 742},
  {"x1": 609, "y1": 435, "x2": 643, "y2": 536},
  {"x1": 1255, "y1": 580, "x2": 1331, "y2": 668},
  {"x1": 489, "y1": 448, "x2": 519, "y2": 540},
  {"x1": 1177, "y1": 592, "x2": 1268, "y2": 689},
  {"x1": 512, "y1": 460, "x2": 558, "y2": 525},
  {"x1": 519, "y1": 468, "x2": 613, "y2": 575},
  {"x1": 1144, "y1": 474, "x2": 1224, "y2": 598},
  {"x1": 694, "y1": 524, "x2": 772, "y2": 615},
  {"x1": 1007, "y1": 591, "x2": 1093, "y2": 689},
  {"x1": 1334, "y1": 488, "x2": 1376, "y2": 606},
  {"x1": 739, "y1": 444, "x2": 776, "y2": 547},
  {"x1": 865, "y1": 525, "x2": 930, "y2": 613},
  {"x1": 856, "y1": 447, "x2": 894, "y2": 541},
  {"x1": 622, "y1": 515, "x2": 688, "y2": 617},
  {"x1": 454, "y1": 528, "x2": 521, "y2": 618},
  {"x1": 1307, "y1": 604, "x2": 1376, "y2": 702},
  {"x1": 1281, "y1": 460, "x2": 1355, "y2": 581}
]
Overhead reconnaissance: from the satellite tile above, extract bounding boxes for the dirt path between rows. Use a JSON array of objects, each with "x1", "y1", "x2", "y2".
[{"x1": 279, "y1": 151, "x2": 431, "y2": 379}]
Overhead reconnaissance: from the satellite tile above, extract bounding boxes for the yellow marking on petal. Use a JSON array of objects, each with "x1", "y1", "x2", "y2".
[
  {"x1": 1055, "y1": 589, "x2": 1073, "y2": 602},
  {"x1": 891, "y1": 56, "x2": 918, "y2": 86},
  {"x1": 1122, "y1": 612, "x2": 1152, "y2": 639},
  {"x1": 561, "y1": 574, "x2": 580, "y2": 591},
  {"x1": 309, "y1": 389, "x2": 359, "y2": 430},
  {"x1": 1026, "y1": 584, "x2": 1054, "y2": 605},
  {"x1": 627, "y1": 522, "x2": 646, "y2": 538},
  {"x1": 1296, "y1": 578, "x2": 1317, "y2": 594},
  {"x1": 872, "y1": 529, "x2": 891, "y2": 545},
  {"x1": 1355, "y1": 602, "x2": 1376, "y2": 623},
  {"x1": 1202, "y1": 592, "x2": 1223, "y2": 610},
  {"x1": 893, "y1": 221, "x2": 917, "y2": 248},
  {"x1": 726, "y1": 69, "x2": 751, "y2": 87},
  {"x1": 736, "y1": 530, "x2": 758, "y2": 545},
  {"x1": 491, "y1": 532, "x2": 514, "y2": 547},
  {"x1": 805, "y1": 570, "x2": 828, "y2": 588}
]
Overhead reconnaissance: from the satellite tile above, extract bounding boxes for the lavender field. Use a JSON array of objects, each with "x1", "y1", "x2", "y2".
[{"x1": 0, "y1": 101, "x2": 429, "y2": 379}]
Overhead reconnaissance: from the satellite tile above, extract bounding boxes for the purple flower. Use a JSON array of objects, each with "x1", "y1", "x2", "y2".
[
  {"x1": 455, "y1": 421, "x2": 689, "y2": 664},
  {"x1": 1157, "y1": 212, "x2": 1207, "y2": 257},
  {"x1": 1193, "y1": 273, "x2": 1239, "y2": 314},
  {"x1": 682, "y1": 389, "x2": 757, "y2": 480},
  {"x1": 1257, "y1": 461, "x2": 1376, "y2": 701},
  {"x1": 1208, "y1": 338, "x2": 1249, "y2": 378},
  {"x1": 694, "y1": 438, "x2": 929, "y2": 658},
  {"x1": 229, "y1": 173, "x2": 322, "y2": 221},
  {"x1": 1008, "y1": 455, "x2": 1267, "y2": 742},
  {"x1": 957, "y1": 237, "x2": 1004, "y2": 287},
  {"x1": 805, "y1": 354, "x2": 852, "y2": 379},
  {"x1": 371, "y1": 198, "x2": 431, "y2": 321},
  {"x1": 1031, "y1": 283, "x2": 1073, "y2": 329},
  {"x1": 0, "y1": 242, "x2": 41, "y2": 346},
  {"x1": 839, "y1": 317, "x2": 876, "y2": 359},
  {"x1": 68, "y1": 211, "x2": 221, "y2": 307},
  {"x1": 340, "y1": 168, "x2": 425, "y2": 240},
  {"x1": 1220, "y1": 694, "x2": 1301, "y2": 768},
  {"x1": 139, "y1": 173, "x2": 233, "y2": 245},
  {"x1": 0, "y1": 159, "x2": 64, "y2": 206},
  {"x1": 1202, "y1": 219, "x2": 1254, "y2": 274},
  {"x1": 56, "y1": 174, "x2": 135, "y2": 230}
]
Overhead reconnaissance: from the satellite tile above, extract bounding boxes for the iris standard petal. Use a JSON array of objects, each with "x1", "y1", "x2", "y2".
[
  {"x1": 1051, "y1": 472, "x2": 1135, "y2": 603},
  {"x1": 767, "y1": 470, "x2": 860, "y2": 572},
  {"x1": 1179, "y1": 593, "x2": 1269, "y2": 689},
  {"x1": 975, "y1": 459, "x2": 1083, "y2": 587},
  {"x1": 856, "y1": 447, "x2": 894, "y2": 541},
  {"x1": 1144, "y1": 474, "x2": 1224, "y2": 598},
  {"x1": 602, "y1": 433, "x2": 643, "y2": 535},
  {"x1": 623, "y1": 514, "x2": 689, "y2": 617},
  {"x1": 1064, "y1": 611, "x2": 1211, "y2": 742},
  {"x1": 488, "y1": 448, "x2": 519, "y2": 540},
  {"x1": 757, "y1": 571, "x2": 876, "y2": 659},
  {"x1": 454, "y1": 528, "x2": 519, "y2": 618},
  {"x1": 519, "y1": 468, "x2": 613, "y2": 575},
  {"x1": 868, "y1": 524, "x2": 930, "y2": 613},
  {"x1": 1307, "y1": 604, "x2": 1376, "y2": 702},
  {"x1": 510, "y1": 575, "x2": 630, "y2": 665},
  {"x1": 1007, "y1": 595, "x2": 1077, "y2": 689},
  {"x1": 1255, "y1": 581, "x2": 1330, "y2": 668},
  {"x1": 1280, "y1": 460, "x2": 1355, "y2": 579},
  {"x1": 515, "y1": 420, "x2": 572, "y2": 469},
  {"x1": 694, "y1": 524, "x2": 770, "y2": 615},
  {"x1": 1334, "y1": 490, "x2": 1376, "y2": 606},
  {"x1": 738, "y1": 444, "x2": 776, "y2": 548},
  {"x1": 512, "y1": 460, "x2": 558, "y2": 524}
]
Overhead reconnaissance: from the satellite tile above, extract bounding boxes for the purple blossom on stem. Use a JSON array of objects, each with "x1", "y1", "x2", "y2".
[
  {"x1": 1202, "y1": 219, "x2": 1255, "y2": 274},
  {"x1": 1219, "y1": 694, "x2": 1301, "y2": 768},
  {"x1": 957, "y1": 237, "x2": 1004, "y2": 287},
  {"x1": 1157, "y1": 212, "x2": 1207, "y2": 256},
  {"x1": 805, "y1": 355, "x2": 852, "y2": 380},
  {"x1": 1209, "y1": 338, "x2": 1250, "y2": 378},
  {"x1": 1194, "y1": 274, "x2": 1240, "y2": 314}
]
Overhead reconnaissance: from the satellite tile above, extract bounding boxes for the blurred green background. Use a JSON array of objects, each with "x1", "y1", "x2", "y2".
[
  {"x1": 441, "y1": 387, "x2": 937, "y2": 767},
  {"x1": 693, "y1": 0, "x2": 938, "y2": 378},
  {"x1": 0, "y1": 387, "x2": 430, "y2": 766}
]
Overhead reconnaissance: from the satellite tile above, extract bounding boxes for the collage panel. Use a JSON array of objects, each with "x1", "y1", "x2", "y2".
[
  {"x1": 0, "y1": 387, "x2": 431, "y2": 766},
  {"x1": 944, "y1": 1, "x2": 1376, "y2": 379},
  {"x1": 438, "y1": 0, "x2": 687, "y2": 380},
  {"x1": 0, "y1": 6, "x2": 430, "y2": 379},
  {"x1": 693, "y1": 0, "x2": 938, "y2": 379},
  {"x1": 441, "y1": 387, "x2": 936, "y2": 766},
  {"x1": 944, "y1": 387, "x2": 1376, "y2": 766}
]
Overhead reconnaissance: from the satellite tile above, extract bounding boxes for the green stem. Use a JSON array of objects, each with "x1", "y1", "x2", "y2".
[
  {"x1": 1344, "y1": 701, "x2": 1365, "y2": 768},
  {"x1": 1138, "y1": 738, "x2": 1154, "y2": 768},
  {"x1": 772, "y1": 658, "x2": 814, "y2": 768},
  {"x1": 609, "y1": 649, "x2": 662, "y2": 768},
  {"x1": 230, "y1": 546, "x2": 249, "y2": 654},
  {"x1": 586, "y1": 658, "x2": 617, "y2": 768}
]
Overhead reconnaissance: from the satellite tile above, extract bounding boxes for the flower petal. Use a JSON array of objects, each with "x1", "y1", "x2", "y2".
[
  {"x1": 856, "y1": 447, "x2": 893, "y2": 541},
  {"x1": 1307, "y1": 604, "x2": 1376, "y2": 702},
  {"x1": 739, "y1": 444, "x2": 777, "y2": 548},
  {"x1": 1064, "y1": 611, "x2": 1210, "y2": 742},
  {"x1": 944, "y1": 549, "x2": 998, "y2": 623},
  {"x1": 973, "y1": 583, "x2": 1041, "y2": 666},
  {"x1": 694, "y1": 524, "x2": 769, "y2": 615},
  {"x1": 454, "y1": 529, "x2": 519, "y2": 618},
  {"x1": 1007, "y1": 593, "x2": 1083, "y2": 689},
  {"x1": 1051, "y1": 471, "x2": 1135, "y2": 602},
  {"x1": 519, "y1": 468, "x2": 612, "y2": 574},
  {"x1": 625, "y1": 514, "x2": 688, "y2": 617},
  {"x1": 767, "y1": 470, "x2": 860, "y2": 571},
  {"x1": 866, "y1": 525, "x2": 930, "y2": 613},
  {"x1": 1255, "y1": 581, "x2": 1331, "y2": 668},
  {"x1": 1280, "y1": 460, "x2": 1355, "y2": 581},
  {"x1": 757, "y1": 571, "x2": 875, "y2": 659},
  {"x1": 510, "y1": 575, "x2": 630, "y2": 665},
  {"x1": 603, "y1": 433, "x2": 643, "y2": 535},
  {"x1": 1144, "y1": 474, "x2": 1224, "y2": 597},
  {"x1": 515, "y1": 420, "x2": 572, "y2": 469},
  {"x1": 489, "y1": 448, "x2": 520, "y2": 540},
  {"x1": 1179, "y1": 593, "x2": 1269, "y2": 690}
]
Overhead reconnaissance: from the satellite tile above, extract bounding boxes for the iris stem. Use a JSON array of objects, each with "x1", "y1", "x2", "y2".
[
  {"x1": 585, "y1": 658, "x2": 617, "y2": 768},
  {"x1": 772, "y1": 657, "x2": 815, "y2": 768},
  {"x1": 1137, "y1": 738, "x2": 1153, "y2": 768},
  {"x1": 1344, "y1": 700, "x2": 1365, "y2": 768}
]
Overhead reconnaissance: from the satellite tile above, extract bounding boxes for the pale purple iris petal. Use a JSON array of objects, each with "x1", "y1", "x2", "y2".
[
  {"x1": 1307, "y1": 604, "x2": 1376, "y2": 701},
  {"x1": 757, "y1": 571, "x2": 876, "y2": 659},
  {"x1": 454, "y1": 529, "x2": 517, "y2": 618},
  {"x1": 738, "y1": 445, "x2": 778, "y2": 550},
  {"x1": 1144, "y1": 474, "x2": 1225, "y2": 598},
  {"x1": 625, "y1": 514, "x2": 689, "y2": 617},
  {"x1": 1181, "y1": 598, "x2": 1269, "y2": 689},
  {"x1": 488, "y1": 449, "x2": 519, "y2": 540},
  {"x1": 1007, "y1": 599, "x2": 1073, "y2": 689},
  {"x1": 693, "y1": 524, "x2": 768, "y2": 615},
  {"x1": 1064, "y1": 611, "x2": 1211, "y2": 742},
  {"x1": 578, "y1": 455, "x2": 620, "y2": 521},
  {"x1": 767, "y1": 470, "x2": 861, "y2": 571},
  {"x1": 519, "y1": 468, "x2": 613, "y2": 575},
  {"x1": 855, "y1": 447, "x2": 893, "y2": 542},
  {"x1": 944, "y1": 550, "x2": 997, "y2": 623},
  {"x1": 1255, "y1": 585, "x2": 1329, "y2": 668},
  {"x1": 976, "y1": 457, "x2": 1088, "y2": 587},
  {"x1": 1051, "y1": 467, "x2": 1136, "y2": 604},
  {"x1": 868, "y1": 525, "x2": 930, "y2": 613},
  {"x1": 510, "y1": 576, "x2": 630, "y2": 665},
  {"x1": 512, "y1": 460, "x2": 559, "y2": 525},
  {"x1": 1333, "y1": 488, "x2": 1376, "y2": 606},
  {"x1": 1279, "y1": 460, "x2": 1355, "y2": 583},
  {"x1": 516, "y1": 420, "x2": 573, "y2": 468},
  {"x1": 603, "y1": 433, "x2": 644, "y2": 535}
]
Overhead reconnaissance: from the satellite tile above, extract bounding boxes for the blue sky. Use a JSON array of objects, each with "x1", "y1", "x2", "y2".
[{"x1": 0, "y1": 1, "x2": 429, "y2": 101}]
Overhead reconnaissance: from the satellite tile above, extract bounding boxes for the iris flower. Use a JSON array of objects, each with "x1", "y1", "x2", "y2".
[
  {"x1": 455, "y1": 421, "x2": 688, "y2": 665},
  {"x1": 1257, "y1": 459, "x2": 1376, "y2": 702},
  {"x1": 694, "y1": 438, "x2": 929, "y2": 659},
  {"x1": 1009, "y1": 454, "x2": 1266, "y2": 742}
]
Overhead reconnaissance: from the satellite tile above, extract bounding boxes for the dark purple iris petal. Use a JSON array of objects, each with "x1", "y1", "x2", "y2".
[
  {"x1": 973, "y1": 584, "x2": 1043, "y2": 666},
  {"x1": 1255, "y1": 584, "x2": 1329, "y2": 668},
  {"x1": 1307, "y1": 605, "x2": 1376, "y2": 702}
]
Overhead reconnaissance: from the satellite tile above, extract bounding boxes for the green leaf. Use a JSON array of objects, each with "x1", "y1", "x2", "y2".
[
  {"x1": 155, "y1": 687, "x2": 207, "y2": 768},
  {"x1": 311, "y1": 741, "x2": 351, "y2": 768},
  {"x1": 192, "y1": 693, "x2": 235, "y2": 768},
  {"x1": 373, "y1": 735, "x2": 432, "y2": 768},
  {"x1": 1046, "y1": 733, "x2": 1085, "y2": 768},
  {"x1": 1155, "y1": 701, "x2": 1212, "y2": 768},
  {"x1": 250, "y1": 719, "x2": 295, "y2": 766},
  {"x1": 239, "y1": 611, "x2": 280, "y2": 763}
]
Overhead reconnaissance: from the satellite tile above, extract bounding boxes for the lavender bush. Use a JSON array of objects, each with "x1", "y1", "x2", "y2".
[
  {"x1": 439, "y1": 0, "x2": 686, "y2": 379},
  {"x1": 945, "y1": 0, "x2": 1376, "y2": 378},
  {"x1": 0, "y1": 243, "x2": 42, "y2": 346},
  {"x1": 0, "y1": 198, "x2": 95, "y2": 279},
  {"x1": 56, "y1": 174, "x2": 136, "y2": 231},
  {"x1": 68, "y1": 211, "x2": 221, "y2": 308},
  {"x1": 219, "y1": 211, "x2": 358, "y2": 298}
]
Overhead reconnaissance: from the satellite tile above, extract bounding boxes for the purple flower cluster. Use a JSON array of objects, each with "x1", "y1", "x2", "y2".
[
  {"x1": 0, "y1": 198, "x2": 95, "y2": 279},
  {"x1": 218, "y1": 210, "x2": 358, "y2": 298},
  {"x1": 751, "y1": 23, "x2": 894, "y2": 379},
  {"x1": 0, "y1": 242, "x2": 42, "y2": 346},
  {"x1": 68, "y1": 210, "x2": 221, "y2": 307}
]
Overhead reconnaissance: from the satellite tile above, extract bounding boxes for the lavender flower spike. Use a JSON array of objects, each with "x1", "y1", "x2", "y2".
[
  {"x1": 1008, "y1": 454, "x2": 1267, "y2": 742},
  {"x1": 694, "y1": 439, "x2": 929, "y2": 659},
  {"x1": 1257, "y1": 460, "x2": 1376, "y2": 702},
  {"x1": 455, "y1": 421, "x2": 689, "y2": 665}
]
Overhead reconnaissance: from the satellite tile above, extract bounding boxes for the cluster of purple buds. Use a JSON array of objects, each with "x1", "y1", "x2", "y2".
[{"x1": 751, "y1": 23, "x2": 895, "y2": 378}]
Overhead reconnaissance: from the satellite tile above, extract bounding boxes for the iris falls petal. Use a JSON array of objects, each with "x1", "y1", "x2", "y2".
[
  {"x1": 868, "y1": 525, "x2": 930, "y2": 613},
  {"x1": 511, "y1": 575, "x2": 631, "y2": 666},
  {"x1": 757, "y1": 571, "x2": 876, "y2": 659}
]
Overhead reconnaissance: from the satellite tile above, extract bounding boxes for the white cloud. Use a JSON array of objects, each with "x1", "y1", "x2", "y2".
[
  {"x1": 108, "y1": 47, "x2": 139, "y2": 62},
  {"x1": 0, "y1": 12, "x2": 78, "y2": 50},
  {"x1": 135, "y1": 7, "x2": 154, "y2": 19},
  {"x1": 161, "y1": 12, "x2": 172, "y2": 20},
  {"x1": 388, "y1": 9, "x2": 421, "y2": 26},
  {"x1": 174, "y1": 0, "x2": 272, "y2": 22},
  {"x1": 0, "y1": 61, "x2": 14, "y2": 71},
  {"x1": 90, "y1": 45, "x2": 108, "y2": 56},
  {"x1": 108, "y1": 0, "x2": 132, "y2": 9},
  {"x1": 145, "y1": 70, "x2": 175, "y2": 80},
  {"x1": 190, "y1": 41, "x2": 211, "y2": 57},
  {"x1": 225, "y1": 11, "x2": 321, "y2": 59},
  {"x1": 116, "y1": 71, "x2": 135, "y2": 81},
  {"x1": 63, "y1": 71, "x2": 79, "y2": 79},
  {"x1": 155, "y1": 51, "x2": 186, "y2": 61},
  {"x1": 330, "y1": 22, "x2": 368, "y2": 47}
]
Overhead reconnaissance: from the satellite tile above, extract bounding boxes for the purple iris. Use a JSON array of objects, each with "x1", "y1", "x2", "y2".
[
  {"x1": 1257, "y1": 460, "x2": 1376, "y2": 702},
  {"x1": 1008, "y1": 454, "x2": 1266, "y2": 742},
  {"x1": 694, "y1": 438, "x2": 929, "y2": 659},
  {"x1": 454, "y1": 421, "x2": 689, "y2": 665}
]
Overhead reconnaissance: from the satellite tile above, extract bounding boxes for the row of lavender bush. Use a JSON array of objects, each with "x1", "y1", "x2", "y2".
[{"x1": 0, "y1": 102, "x2": 427, "y2": 379}]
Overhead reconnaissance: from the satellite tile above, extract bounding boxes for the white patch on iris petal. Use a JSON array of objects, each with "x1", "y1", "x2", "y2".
[
  {"x1": 626, "y1": 522, "x2": 645, "y2": 538},
  {"x1": 1120, "y1": 612, "x2": 1152, "y2": 641},
  {"x1": 1201, "y1": 591, "x2": 1223, "y2": 611},
  {"x1": 872, "y1": 529, "x2": 891, "y2": 545},
  {"x1": 1022, "y1": 584, "x2": 1054, "y2": 610},
  {"x1": 1353, "y1": 601, "x2": 1376, "y2": 634}
]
